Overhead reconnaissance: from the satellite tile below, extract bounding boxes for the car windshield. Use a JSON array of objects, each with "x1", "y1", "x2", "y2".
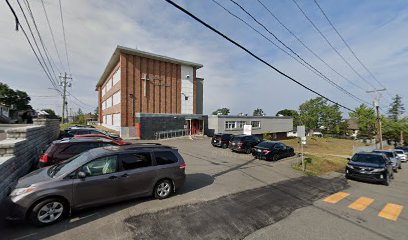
[
  {"x1": 256, "y1": 142, "x2": 276, "y2": 148},
  {"x1": 373, "y1": 151, "x2": 393, "y2": 158},
  {"x1": 352, "y1": 154, "x2": 385, "y2": 164},
  {"x1": 48, "y1": 151, "x2": 91, "y2": 178}
]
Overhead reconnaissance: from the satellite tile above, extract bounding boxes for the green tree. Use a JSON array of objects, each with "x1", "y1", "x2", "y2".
[
  {"x1": 276, "y1": 109, "x2": 300, "y2": 127},
  {"x1": 94, "y1": 107, "x2": 99, "y2": 119},
  {"x1": 253, "y1": 108, "x2": 265, "y2": 116},
  {"x1": 212, "y1": 108, "x2": 230, "y2": 115},
  {"x1": 388, "y1": 94, "x2": 405, "y2": 121},
  {"x1": 0, "y1": 82, "x2": 32, "y2": 110},
  {"x1": 349, "y1": 104, "x2": 376, "y2": 139},
  {"x1": 298, "y1": 97, "x2": 325, "y2": 131},
  {"x1": 321, "y1": 104, "x2": 342, "y2": 134}
]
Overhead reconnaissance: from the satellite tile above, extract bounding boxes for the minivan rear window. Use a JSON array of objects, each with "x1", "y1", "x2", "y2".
[
  {"x1": 119, "y1": 152, "x2": 152, "y2": 170},
  {"x1": 155, "y1": 151, "x2": 178, "y2": 165}
]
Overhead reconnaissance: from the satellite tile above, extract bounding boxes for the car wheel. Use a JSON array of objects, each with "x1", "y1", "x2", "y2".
[
  {"x1": 29, "y1": 198, "x2": 68, "y2": 226},
  {"x1": 383, "y1": 174, "x2": 390, "y2": 186},
  {"x1": 393, "y1": 168, "x2": 398, "y2": 173},
  {"x1": 154, "y1": 179, "x2": 173, "y2": 200},
  {"x1": 246, "y1": 148, "x2": 251, "y2": 154},
  {"x1": 272, "y1": 154, "x2": 278, "y2": 161},
  {"x1": 222, "y1": 144, "x2": 227, "y2": 149},
  {"x1": 398, "y1": 164, "x2": 402, "y2": 169}
]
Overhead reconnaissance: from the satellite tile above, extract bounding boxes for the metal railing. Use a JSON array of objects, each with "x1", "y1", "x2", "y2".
[{"x1": 154, "y1": 129, "x2": 203, "y2": 140}]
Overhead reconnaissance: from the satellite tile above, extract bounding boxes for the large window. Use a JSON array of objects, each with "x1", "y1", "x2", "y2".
[
  {"x1": 106, "y1": 114, "x2": 112, "y2": 126},
  {"x1": 113, "y1": 68, "x2": 121, "y2": 86},
  {"x1": 112, "y1": 91, "x2": 121, "y2": 106},
  {"x1": 236, "y1": 121, "x2": 247, "y2": 129},
  {"x1": 119, "y1": 152, "x2": 152, "y2": 170},
  {"x1": 155, "y1": 151, "x2": 179, "y2": 165},
  {"x1": 251, "y1": 121, "x2": 261, "y2": 128},
  {"x1": 106, "y1": 78, "x2": 112, "y2": 92},
  {"x1": 102, "y1": 86, "x2": 106, "y2": 97},
  {"x1": 106, "y1": 96, "x2": 112, "y2": 108},
  {"x1": 113, "y1": 113, "x2": 121, "y2": 127},
  {"x1": 81, "y1": 156, "x2": 117, "y2": 177},
  {"x1": 225, "y1": 121, "x2": 236, "y2": 130}
]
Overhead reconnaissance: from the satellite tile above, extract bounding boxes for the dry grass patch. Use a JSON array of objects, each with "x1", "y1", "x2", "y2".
[{"x1": 292, "y1": 154, "x2": 348, "y2": 176}]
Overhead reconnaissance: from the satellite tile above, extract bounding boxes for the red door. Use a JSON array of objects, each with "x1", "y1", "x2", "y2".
[{"x1": 191, "y1": 120, "x2": 198, "y2": 135}]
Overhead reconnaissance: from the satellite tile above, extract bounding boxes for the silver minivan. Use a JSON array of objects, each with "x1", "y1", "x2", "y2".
[{"x1": 3, "y1": 144, "x2": 186, "y2": 226}]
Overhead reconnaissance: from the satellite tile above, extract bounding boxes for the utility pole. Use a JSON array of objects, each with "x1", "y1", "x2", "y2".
[
  {"x1": 366, "y1": 89, "x2": 386, "y2": 150},
  {"x1": 59, "y1": 72, "x2": 72, "y2": 123}
]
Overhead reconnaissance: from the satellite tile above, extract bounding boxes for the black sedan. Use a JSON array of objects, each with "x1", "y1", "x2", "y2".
[
  {"x1": 346, "y1": 152, "x2": 394, "y2": 185},
  {"x1": 211, "y1": 133, "x2": 233, "y2": 149},
  {"x1": 252, "y1": 141, "x2": 295, "y2": 161}
]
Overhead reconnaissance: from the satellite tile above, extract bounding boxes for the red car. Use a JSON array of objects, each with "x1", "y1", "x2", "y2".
[
  {"x1": 39, "y1": 138, "x2": 127, "y2": 168},
  {"x1": 73, "y1": 134, "x2": 130, "y2": 145}
]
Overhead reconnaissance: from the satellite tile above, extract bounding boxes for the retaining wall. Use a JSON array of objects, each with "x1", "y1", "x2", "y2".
[{"x1": 0, "y1": 119, "x2": 60, "y2": 202}]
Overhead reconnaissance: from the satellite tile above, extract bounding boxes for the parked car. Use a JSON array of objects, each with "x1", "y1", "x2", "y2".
[
  {"x1": 4, "y1": 144, "x2": 186, "y2": 226},
  {"x1": 372, "y1": 150, "x2": 401, "y2": 172},
  {"x1": 345, "y1": 152, "x2": 394, "y2": 185},
  {"x1": 395, "y1": 146, "x2": 408, "y2": 154},
  {"x1": 73, "y1": 134, "x2": 130, "y2": 146},
  {"x1": 252, "y1": 141, "x2": 295, "y2": 161},
  {"x1": 61, "y1": 127, "x2": 121, "y2": 140},
  {"x1": 229, "y1": 135, "x2": 262, "y2": 154},
  {"x1": 393, "y1": 149, "x2": 407, "y2": 163},
  {"x1": 39, "y1": 138, "x2": 124, "y2": 168},
  {"x1": 211, "y1": 133, "x2": 233, "y2": 149}
]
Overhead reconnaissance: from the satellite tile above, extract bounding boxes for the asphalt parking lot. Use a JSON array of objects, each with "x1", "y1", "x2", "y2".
[{"x1": 0, "y1": 137, "x2": 406, "y2": 240}]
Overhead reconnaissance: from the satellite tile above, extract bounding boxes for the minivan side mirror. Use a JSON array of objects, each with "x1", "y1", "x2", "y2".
[{"x1": 78, "y1": 171, "x2": 87, "y2": 179}]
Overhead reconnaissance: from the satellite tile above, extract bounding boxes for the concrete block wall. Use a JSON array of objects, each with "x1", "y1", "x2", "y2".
[{"x1": 0, "y1": 119, "x2": 60, "y2": 202}]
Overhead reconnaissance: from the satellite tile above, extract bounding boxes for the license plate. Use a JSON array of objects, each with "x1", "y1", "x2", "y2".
[
  {"x1": 257, "y1": 149, "x2": 262, "y2": 152},
  {"x1": 232, "y1": 143, "x2": 236, "y2": 145}
]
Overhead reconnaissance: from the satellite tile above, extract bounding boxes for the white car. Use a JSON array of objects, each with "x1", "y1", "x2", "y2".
[{"x1": 394, "y1": 149, "x2": 407, "y2": 162}]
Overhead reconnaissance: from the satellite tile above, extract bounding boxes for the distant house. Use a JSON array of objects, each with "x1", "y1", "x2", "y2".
[
  {"x1": 84, "y1": 113, "x2": 97, "y2": 125},
  {"x1": 347, "y1": 119, "x2": 359, "y2": 138},
  {"x1": 205, "y1": 115, "x2": 293, "y2": 140},
  {"x1": 0, "y1": 104, "x2": 11, "y2": 123}
]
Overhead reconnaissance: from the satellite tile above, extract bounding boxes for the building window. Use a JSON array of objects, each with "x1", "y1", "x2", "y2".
[
  {"x1": 106, "y1": 114, "x2": 113, "y2": 126},
  {"x1": 236, "y1": 121, "x2": 247, "y2": 129},
  {"x1": 101, "y1": 100, "x2": 105, "y2": 110},
  {"x1": 103, "y1": 115, "x2": 107, "y2": 124},
  {"x1": 225, "y1": 121, "x2": 236, "y2": 130},
  {"x1": 251, "y1": 121, "x2": 261, "y2": 128},
  {"x1": 113, "y1": 113, "x2": 121, "y2": 127},
  {"x1": 102, "y1": 86, "x2": 106, "y2": 97},
  {"x1": 106, "y1": 96, "x2": 112, "y2": 108},
  {"x1": 112, "y1": 91, "x2": 121, "y2": 106},
  {"x1": 106, "y1": 78, "x2": 112, "y2": 92},
  {"x1": 113, "y1": 68, "x2": 120, "y2": 86}
]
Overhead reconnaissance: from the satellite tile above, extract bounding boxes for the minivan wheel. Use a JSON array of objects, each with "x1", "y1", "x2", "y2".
[
  {"x1": 29, "y1": 198, "x2": 68, "y2": 226},
  {"x1": 154, "y1": 179, "x2": 173, "y2": 200},
  {"x1": 222, "y1": 144, "x2": 227, "y2": 149}
]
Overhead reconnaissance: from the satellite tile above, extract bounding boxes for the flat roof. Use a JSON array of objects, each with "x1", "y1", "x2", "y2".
[
  {"x1": 96, "y1": 45, "x2": 203, "y2": 89},
  {"x1": 208, "y1": 115, "x2": 293, "y2": 119}
]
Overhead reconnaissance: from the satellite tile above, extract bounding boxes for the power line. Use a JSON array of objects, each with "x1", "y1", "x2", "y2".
[
  {"x1": 164, "y1": 0, "x2": 355, "y2": 112},
  {"x1": 312, "y1": 0, "x2": 394, "y2": 100},
  {"x1": 40, "y1": 0, "x2": 65, "y2": 72},
  {"x1": 291, "y1": 0, "x2": 377, "y2": 90},
  {"x1": 23, "y1": 0, "x2": 62, "y2": 79},
  {"x1": 256, "y1": 0, "x2": 366, "y2": 93},
  {"x1": 6, "y1": 0, "x2": 61, "y2": 94},
  {"x1": 222, "y1": 0, "x2": 369, "y2": 105},
  {"x1": 59, "y1": 0, "x2": 71, "y2": 73}
]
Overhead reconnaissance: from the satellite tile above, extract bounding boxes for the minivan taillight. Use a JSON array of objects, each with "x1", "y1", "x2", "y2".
[
  {"x1": 179, "y1": 163, "x2": 186, "y2": 169},
  {"x1": 40, "y1": 154, "x2": 49, "y2": 163}
]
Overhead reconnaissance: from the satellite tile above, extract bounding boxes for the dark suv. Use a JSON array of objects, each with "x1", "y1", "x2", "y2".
[
  {"x1": 345, "y1": 152, "x2": 394, "y2": 185},
  {"x1": 61, "y1": 127, "x2": 121, "y2": 140},
  {"x1": 39, "y1": 138, "x2": 123, "y2": 168},
  {"x1": 5, "y1": 144, "x2": 186, "y2": 226},
  {"x1": 229, "y1": 135, "x2": 262, "y2": 154},
  {"x1": 211, "y1": 133, "x2": 233, "y2": 149}
]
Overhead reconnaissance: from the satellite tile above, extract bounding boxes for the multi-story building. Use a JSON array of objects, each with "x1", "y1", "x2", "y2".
[{"x1": 96, "y1": 45, "x2": 204, "y2": 139}]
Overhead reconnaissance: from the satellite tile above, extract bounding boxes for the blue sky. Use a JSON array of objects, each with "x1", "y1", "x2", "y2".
[{"x1": 1, "y1": 0, "x2": 407, "y2": 116}]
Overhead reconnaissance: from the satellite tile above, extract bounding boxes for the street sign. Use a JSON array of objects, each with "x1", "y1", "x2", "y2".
[
  {"x1": 297, "y1": 126, "x2": 305, "y2": 137},
  {"x1": 243, "y1": 125, "x2": 252, "y2": 135},
  {"x1": 301, "y1": 136, "x2": 306, "y2": 145}
]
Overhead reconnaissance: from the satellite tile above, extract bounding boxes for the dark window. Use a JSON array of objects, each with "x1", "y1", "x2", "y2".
[
  {"x1": 155, "y1": 151, "x2": 179, "y2": 165},
  {"x1": 62, "y1": 143, "x2": 100, "y2": 154},
  {"x1": 257, "y1": 142, "x2": 276, "y2": 148},
  {"x1": 81, "y1": 155, "x2": 117, "y2": 176},
  {"x1": 352, "y1": 154, "x2": 385, "y2": 164},
  {"x1": 90, "y1": 130, "x2": 103, "y2": 135},
  {"x1": 119, "y1": 152, "x2": 152, "y2": 170},
  {"x1": 100, "y1": 142, "x2": 116, "y2": 147}
]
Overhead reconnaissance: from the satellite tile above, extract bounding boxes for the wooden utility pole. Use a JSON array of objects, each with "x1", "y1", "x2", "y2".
[
  {"x1": 59, "y1": 72, "x2": 72, "y2": 123},
  {"x1": 366, "y1": 89, "x2": 386, "y2": 150}
]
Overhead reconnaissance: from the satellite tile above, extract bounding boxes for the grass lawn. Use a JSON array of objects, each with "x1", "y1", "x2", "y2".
[{"x1": 282, "y1": 137, "x2": 366, "y2": 176}]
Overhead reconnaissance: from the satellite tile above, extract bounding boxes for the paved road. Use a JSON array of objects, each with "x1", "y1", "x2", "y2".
[{"x1": 246, "y1": 166, "x2": 408, "y2": 240}]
